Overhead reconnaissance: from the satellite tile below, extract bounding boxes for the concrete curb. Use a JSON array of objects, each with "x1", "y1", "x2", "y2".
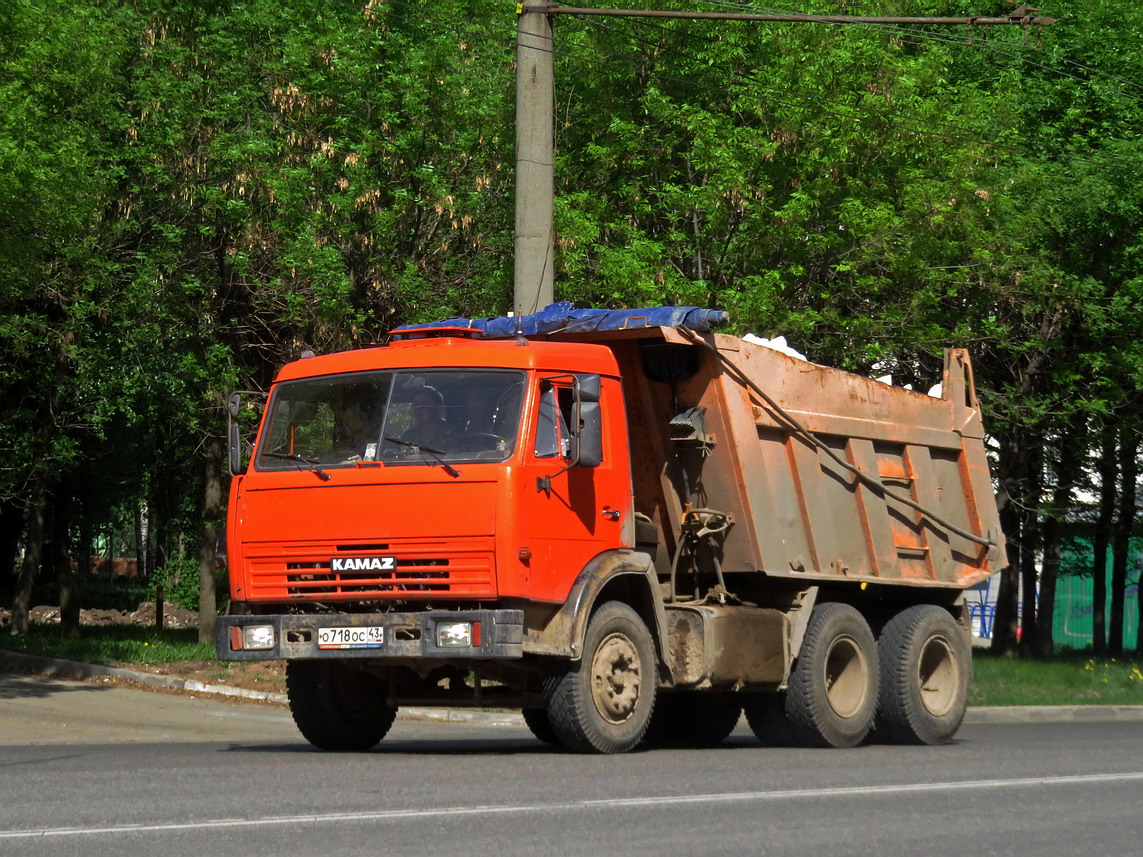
[
  {"x1": 3, "y1": 650, "x2": 1141, "y2": 727},
  {"x1": 962, "y1": 704, "x2": 1143, "y2": 724},
  {"x1": 0, "y1": 650, "x2": 523, "y2": 725}
]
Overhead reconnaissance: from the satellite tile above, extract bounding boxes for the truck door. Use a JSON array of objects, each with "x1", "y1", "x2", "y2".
[{"x1": 517, "y1": 376, "x2": 628, "y2": 603}]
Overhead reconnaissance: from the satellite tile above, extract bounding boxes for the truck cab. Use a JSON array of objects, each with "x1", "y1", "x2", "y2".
[{"x1": 224, "y1": 330, "x2": 634, "y2": 641}]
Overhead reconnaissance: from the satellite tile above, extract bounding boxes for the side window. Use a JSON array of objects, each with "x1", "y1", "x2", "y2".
[{"x1": 534, "y1": 383, "x2": 574, "y2": 458}]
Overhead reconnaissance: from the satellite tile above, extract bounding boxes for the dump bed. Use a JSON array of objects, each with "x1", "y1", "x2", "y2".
[{"x1": 572, "y1": 327, "x2": 1004, "y2": 590}]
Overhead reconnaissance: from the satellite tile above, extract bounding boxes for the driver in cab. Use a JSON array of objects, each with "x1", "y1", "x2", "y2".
[{"x1": 402, "y1": 386, "x2": 455, "y2": 452}]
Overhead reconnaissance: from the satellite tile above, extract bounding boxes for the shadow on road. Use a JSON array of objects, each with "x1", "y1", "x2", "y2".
[
  {"x1": 0, "y1": 672, "x2": 110, "y2": 701},
  {"x1": 222, "y1": 738, "x2": 556, "y2": 755}
]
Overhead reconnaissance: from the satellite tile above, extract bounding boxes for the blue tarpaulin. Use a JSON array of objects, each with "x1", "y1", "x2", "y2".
[{"x1": 392, "y1": 303, "x2": 729, "y2": 339}]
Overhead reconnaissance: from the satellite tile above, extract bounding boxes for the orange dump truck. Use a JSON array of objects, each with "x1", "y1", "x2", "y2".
[{"x1": 217, "y1": 306, "x2": 1004, "y2": 753}]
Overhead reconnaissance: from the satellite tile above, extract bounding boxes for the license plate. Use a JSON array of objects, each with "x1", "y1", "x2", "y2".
[{"x1": 317, "y1": 626, "x2": 384, "y2": 650}]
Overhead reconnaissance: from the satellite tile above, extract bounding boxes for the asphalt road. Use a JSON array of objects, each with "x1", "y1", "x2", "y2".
[{"x1": 2, "y1": 674, "x2": 1141, "y2": 857}]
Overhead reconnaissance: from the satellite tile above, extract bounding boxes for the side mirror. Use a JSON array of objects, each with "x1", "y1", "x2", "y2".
[
  {"x1": 536, "y1": 374, "x2": 603, "y2": 495},
  {"x1": 570, "y1": 374, "x2": 602, "y2": 468},
  {"x1": 228, "y1": 393, "x2": 244, "y2": 476},
  {"x1": 576, "y1": 373, "x2": 601, "y2": 404}
]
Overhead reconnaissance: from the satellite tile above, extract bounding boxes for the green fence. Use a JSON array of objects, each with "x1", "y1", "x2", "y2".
[{"x1": 1052, "y1": 576, "x2": 1140, "y2": 650}]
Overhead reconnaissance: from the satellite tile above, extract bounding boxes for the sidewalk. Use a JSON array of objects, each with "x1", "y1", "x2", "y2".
[
  {"x1": 3, "y1": 649, "x2": 1142, "y2": 727},
  {"x1": 0, "y1": 650, "x2": 522, "y2": 726}
]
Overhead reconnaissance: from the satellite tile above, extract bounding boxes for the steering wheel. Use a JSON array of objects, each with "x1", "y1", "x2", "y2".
[{"x1": 453, "y1": 432, "x2": 505, "y2": 453}]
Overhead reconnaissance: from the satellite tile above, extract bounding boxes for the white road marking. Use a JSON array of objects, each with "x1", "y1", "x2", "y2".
[{"x1": 4, "y1": 771, "x2": 1143, "y2": 839}]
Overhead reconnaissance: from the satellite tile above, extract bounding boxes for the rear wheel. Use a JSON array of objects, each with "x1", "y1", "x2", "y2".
[
  {"x1": 285, "y1": 660, "x2": 397, "y2": 751},
  {"x1": 544, "y1": 601, "x2": 657, "y2": 754},
  {"x1": 876, "y1": 605, "x2": 971, "y2": 745},
  {"x1": 643, "y1": 694, "x2": 741, "y2": 748},
  {"x1": 743, "y1": 692, "x2": 796, "y2": 747},
  {"x1": 784, "y1": 603, "x2": 879, "y2": 748},
  {"x1": 522, "y1": 707, "x2": 560, "y2": 745}
]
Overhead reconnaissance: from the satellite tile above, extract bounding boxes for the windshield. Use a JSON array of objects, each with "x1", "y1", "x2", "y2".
[{"x1": 257, "y1": 369, "x2": 526, "y2": 470}]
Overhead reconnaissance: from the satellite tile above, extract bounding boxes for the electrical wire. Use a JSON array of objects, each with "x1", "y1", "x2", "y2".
[
  {"x1": 319, "y1": 1, "x2": 1142, "y2": 175},
  {"x1": 548, "y1": 10, "x2": 1143, "y2": 172}
]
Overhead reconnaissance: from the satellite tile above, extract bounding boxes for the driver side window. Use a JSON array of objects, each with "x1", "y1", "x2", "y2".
[{"x1": 534, "y1": 383, "x2": 573, "y2": 459}]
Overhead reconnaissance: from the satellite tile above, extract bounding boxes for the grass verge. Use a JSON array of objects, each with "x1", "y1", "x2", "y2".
[
  {"x1": 969, "y1": 651, "x2": 1143, "y2": 706},
  {"x1": 0, "y1": 623, "x2": 213, "y2": 665}
]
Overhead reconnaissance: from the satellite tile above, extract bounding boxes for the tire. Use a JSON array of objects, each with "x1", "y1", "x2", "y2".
[
  {"x1": 522, "y1": 707, "x2": 560, "y2": 745},
  {"x1": 643, "y1": 694, "x2": 741, "y2": 748},
  {"x1": 544, "y1": 601, "x2": 657, "y2": 754},
  {"x1": 285, "y1": 660, "x2": 397, "y2": 751},
  {"x1": 876, "y1": 605, "x2": 971, "y2": 745},
  {"x1": 743, "y1": 692, "x2": 796, "y2": 747},
  {"x1": 784, "y1": 603, "x2": 879, "y2": 748}
]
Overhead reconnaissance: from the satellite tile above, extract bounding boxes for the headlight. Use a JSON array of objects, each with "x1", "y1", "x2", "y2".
[
  {"x1": 241, "y1": 625, "x2": 275, "y2": 651},
  {"x1": 436, "y1": 622, "x2": 473, "y2": 648}
]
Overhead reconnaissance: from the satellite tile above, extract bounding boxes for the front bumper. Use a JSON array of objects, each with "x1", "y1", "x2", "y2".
[{"x1": 216, "y1": 609, "x2": 524, "y2": 661}]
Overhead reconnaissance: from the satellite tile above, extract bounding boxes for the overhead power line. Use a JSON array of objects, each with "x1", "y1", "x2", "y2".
[{"x1": 523, "y1": 4, "x2": 1058, "y2": 27}]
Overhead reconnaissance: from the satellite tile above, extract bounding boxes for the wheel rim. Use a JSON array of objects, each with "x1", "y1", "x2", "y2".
[
  {"x1": 591, "y1": 632, "x2": 642, "y2": 724},
  {"x1": 328, "y1": 665, "x2": 385, "y2": 718},
  {"x1": 823, "y1": 634, "x2": 868, "y2": 718},
  {"x1": 917, "y1": 634, "x2": 958, "y2": 717}
]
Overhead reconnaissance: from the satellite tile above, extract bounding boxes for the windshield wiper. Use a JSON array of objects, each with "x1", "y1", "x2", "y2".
[
  {"x1": 383, "y1": 437, "x2": 460, "y2": 478},
  {"x1": 262, "y1": 452, "x2": 332, "y2": 482}
]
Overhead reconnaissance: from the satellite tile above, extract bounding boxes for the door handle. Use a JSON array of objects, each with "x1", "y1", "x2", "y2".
[{"x1": 602, "y1": 508, "x2": 621, "y2": 521}]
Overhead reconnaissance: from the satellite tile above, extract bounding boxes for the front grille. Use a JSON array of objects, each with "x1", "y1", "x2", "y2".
[
  {"x1": 243, "y1": 538, "x2": 496, "y2": 601},
  {"x1": 286, "y1": 559, "x2": 452, "y2": 595}
]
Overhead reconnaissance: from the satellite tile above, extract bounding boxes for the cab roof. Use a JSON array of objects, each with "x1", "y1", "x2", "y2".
[{"x1": 273, "y1": 335, "x2": 622, "y2": 384}]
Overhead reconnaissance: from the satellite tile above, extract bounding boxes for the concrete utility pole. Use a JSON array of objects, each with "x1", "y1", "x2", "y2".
[
  {"x1": 512, "y1": 3, "x2": 1056, "y2": 315},
  {"x1": 514, "y1": 2, "x2": 556, "y2": 316}
]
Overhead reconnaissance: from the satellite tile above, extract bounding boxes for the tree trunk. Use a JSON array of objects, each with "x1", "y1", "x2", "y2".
[
  {"x1": 1036, "y1": 416, "x2": 1084, "y2": 659},
  {"x1": 198, "y1": 430, "x2": 224, "y2": 644},
  {"x1": 1017, "y1": 440, "x2": 1042, "y2": 658},
  {"x1": 0, "y1": 497, "x2": 23, "y2": 606},
  {"x1": 78, "y1": 506, "x2": 94, "y2": 583},
  {"x1": 11, "y1": 484, "x2": 48, "y2": 635},
  {"x1": 1037, "y1": 515, "x2": 1061, "y2": 659},
  {"x1": 1018, "y1": 499, "x2": 1041, "y2": 657},
  {"x1": 134, "y1": 502, "x2": 147, "y2": 582},
  {"x1": 1092, "y1": 426, "x2": 1117, "y2": 657},
  {"x1": 151, "y1": 476, "x2": 172, "y2": 576},
  {"x1": 1108, "y1": 428, "x2": 1139, "y2": 657},
  {"x1": 55, "y1": 487, "x2": 80, "y2": 636},
  {"x1": 991, "y1": 434, "x2": 1022, "y2": 655}
]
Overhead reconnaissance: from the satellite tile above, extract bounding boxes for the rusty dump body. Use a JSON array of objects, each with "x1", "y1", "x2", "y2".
[
  {"x1": 543, "y1": 324, "x2": 1005, "y2": 693},
  {"x1": 580, "y1": 325, "x2": 1005, "y2": 593}
]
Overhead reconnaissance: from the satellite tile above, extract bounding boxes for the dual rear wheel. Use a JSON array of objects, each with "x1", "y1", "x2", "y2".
[
  {"x1": 743, "y1": 602, "x2": 970, "y2": 748},
  {"x1": 876, "y1": 604, "x2": 971, "y2": 745}
]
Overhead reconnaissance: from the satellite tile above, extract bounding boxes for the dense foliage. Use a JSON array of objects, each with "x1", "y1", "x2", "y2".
[{"x1": 1, "y1": 0, "x2": 1141, "y2": 652}]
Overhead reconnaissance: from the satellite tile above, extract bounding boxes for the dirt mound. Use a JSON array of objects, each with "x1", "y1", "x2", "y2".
[
  {"x1": 129, "y1": 601, "x2": 200, "y2": 629},
  {"x1": 0, "y1": 602, "x2": 201, "y2": 630}
]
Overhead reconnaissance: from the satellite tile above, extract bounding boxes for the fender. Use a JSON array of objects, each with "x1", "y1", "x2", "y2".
[{"x1": 524, "y1": 549, "x2": 672, "y2": 678}]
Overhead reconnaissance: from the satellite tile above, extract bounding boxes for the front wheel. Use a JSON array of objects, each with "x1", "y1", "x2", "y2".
[
  {"x1": 876, "y1": 605, "x2": 971, "y2": 745},
  {"x1": 544, "y1": 601, "x2": 657, "y2": 754},
  {"x1": 286, "y1": 660, "x2": 397, "y2": 751}
]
